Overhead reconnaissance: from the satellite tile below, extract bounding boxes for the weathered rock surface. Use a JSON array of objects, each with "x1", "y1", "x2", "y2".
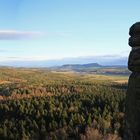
[
  {"x1": 129, "y1": 36, "x2": 140, "y2": 47},
  {"x1": 129, "y1": 22, "x2": 140, "y2": 36},
  {"x1": 128, "y1": 48, "x2": 140, "y2": 72},
  {"x1": 124, "y1": 22, "x2": 140, "y2": 140}
]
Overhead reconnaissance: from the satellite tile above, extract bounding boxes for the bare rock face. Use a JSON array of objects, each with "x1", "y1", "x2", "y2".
[{"x1": 124, "y1": 22, "x2": 140, "y2": 140}]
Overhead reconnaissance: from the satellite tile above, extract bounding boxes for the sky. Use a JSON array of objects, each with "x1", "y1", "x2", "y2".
[{"x1": 0, "y1": 0, "x2": 140, "y2": 62}]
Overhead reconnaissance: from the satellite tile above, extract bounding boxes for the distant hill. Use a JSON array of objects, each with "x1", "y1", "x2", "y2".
[
  {"x1": 0, "y1": 55, "x2": 128, "y2": 67},
  {"x1": 50, "y1": 63, "x2": 130, "y2": 76},
  {"x1": 59, "y1": 63, "x2": 102, "y2": 70},
  {"x1": 0, "y1": 61, "x2": 130, "y2": 76}
]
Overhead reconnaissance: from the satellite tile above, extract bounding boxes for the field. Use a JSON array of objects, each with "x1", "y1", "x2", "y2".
[{"x1": 0, "y1": 67, "x2": 128, "y2": 139}]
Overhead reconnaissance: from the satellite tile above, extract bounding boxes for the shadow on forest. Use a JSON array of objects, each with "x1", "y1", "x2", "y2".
[{"x1": 110, "y1": 84, "x2": 128, "y2": 90}]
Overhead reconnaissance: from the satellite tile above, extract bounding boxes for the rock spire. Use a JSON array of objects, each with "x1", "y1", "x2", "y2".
[{"x1": 124, "y1": 22, "x2": 140, "y2": 140}]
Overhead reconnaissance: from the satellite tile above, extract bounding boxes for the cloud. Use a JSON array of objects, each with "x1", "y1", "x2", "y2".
[
  {"x1": 0, "y1": 30, "x2": 42, "y2": 40},
  {"x1": 0, "y1": 49, "x2": 9, "y2": 52}
]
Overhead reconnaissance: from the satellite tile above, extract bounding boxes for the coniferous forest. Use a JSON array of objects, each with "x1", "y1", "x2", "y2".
[{"x1": 0, "y1": 68, "x2": 128, "y2": 140}]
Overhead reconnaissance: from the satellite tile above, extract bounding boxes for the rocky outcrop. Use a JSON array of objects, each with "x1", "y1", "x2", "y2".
[{"x1": 124, "y1": 22, "x2": 140, "y2": 140}]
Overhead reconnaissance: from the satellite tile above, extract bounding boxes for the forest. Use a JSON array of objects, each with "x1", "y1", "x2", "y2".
[{"x1": 0, "y1": 68, "x2": 128, "y2": 140}]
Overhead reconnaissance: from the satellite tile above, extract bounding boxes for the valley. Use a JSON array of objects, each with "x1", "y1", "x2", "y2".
[{"x1": 0, "y1": 67, "x2": 128, "y2": 139}]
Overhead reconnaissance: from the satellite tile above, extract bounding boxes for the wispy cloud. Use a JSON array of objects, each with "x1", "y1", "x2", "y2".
[
  {"x1": 0, "y1": 30, "x2": 42, "y2": 40},
  {"x1": 0, "y1": 49, "x2": 10, "y2": 52},
  {"x1": 0, "y1": 30, "x2": 71, "y2": 40},
  {"x1": 0, "y1": 56, "x2": 49, "y2": 61}
]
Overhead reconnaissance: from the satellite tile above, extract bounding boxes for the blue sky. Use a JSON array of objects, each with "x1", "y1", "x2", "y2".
[{"x1": 0, "y1": 0, "x2": 139, "y2": 61}]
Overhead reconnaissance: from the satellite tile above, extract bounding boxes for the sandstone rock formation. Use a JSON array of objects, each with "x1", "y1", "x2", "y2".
[{"x1": 124, "y1": 22, "x2": 140, "y2": 140}]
